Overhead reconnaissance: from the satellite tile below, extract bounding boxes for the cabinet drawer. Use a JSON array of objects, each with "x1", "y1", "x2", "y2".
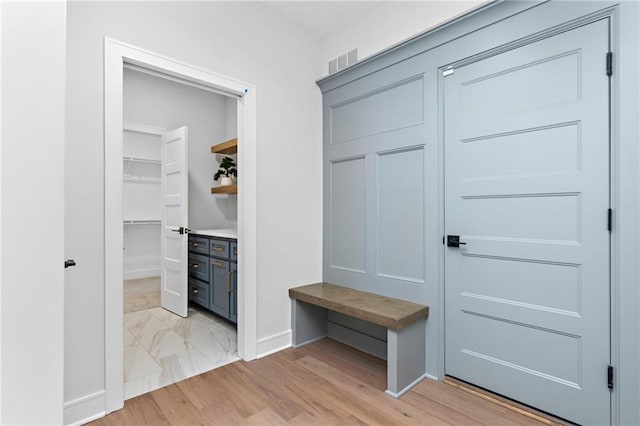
[
  {"x1": 210, "y1": 239, "x2": 229, "y2": 259},
  {"x1": 230, "y1": 241, "x2": 237, "y2": 261},
  {"x1": 188, "y1": 253, "x2": 209, "y2": 282},
  {"x1": 188, "y1": 278, "x2": 209, "y2": 308},
  {"x1": 188, "y1": 236, "x2": 210, "y2": 255}
]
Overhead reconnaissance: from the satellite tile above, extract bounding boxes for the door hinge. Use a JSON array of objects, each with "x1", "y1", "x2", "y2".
[
  {"x1": 608, "y1": 365, "x2": 614, "y2": 389},
  {"x1": 608, "y1": 208, "x2": 613, "y2": 232},
  {"x1": 606, "y1": 52, "x2": 613, "y2": 76}
]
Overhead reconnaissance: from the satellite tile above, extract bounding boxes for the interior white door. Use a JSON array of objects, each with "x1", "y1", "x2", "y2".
[
  {"x1": 160, "y1": 126, "x2": 189, "y2": 317},
  {"x1": 444, "y1": 20, "x2": 610, "y2": 424}
]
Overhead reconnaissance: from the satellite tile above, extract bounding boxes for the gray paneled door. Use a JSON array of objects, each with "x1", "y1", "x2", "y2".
[{"x1": 444, "y1": 19, "x2": 610, "y2": 424}]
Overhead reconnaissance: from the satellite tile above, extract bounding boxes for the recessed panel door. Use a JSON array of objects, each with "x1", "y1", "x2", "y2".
[
  {"x1": 160, "y1": 126, "x2": 188, "y2": 317},
  {"x1": 444, "y1": 20, "x2": 610, "y2": 424}
]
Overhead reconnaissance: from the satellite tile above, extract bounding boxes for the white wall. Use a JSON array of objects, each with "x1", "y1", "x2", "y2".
[
  {"x1": 65, "y1": 1, "x2": 322, "y2": 418},
  {"x1": 319, "y1": 1, "x2": 486, "y2": 75},
  {"x1": 1, "y1": 1, "x2": 66, "y2": 424},
  {"x1": 225, "y1": 97, "x2": 238, "y2": 141}
]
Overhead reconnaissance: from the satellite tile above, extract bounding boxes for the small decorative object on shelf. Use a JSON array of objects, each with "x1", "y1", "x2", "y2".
[{"x1": 214, "y1": 156, "x2": 237, "y2": 187}]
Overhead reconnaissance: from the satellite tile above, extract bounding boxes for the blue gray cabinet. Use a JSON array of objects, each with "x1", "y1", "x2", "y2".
[
  {"x1": 188, "y1": 234, "x2": 237, "y2": 324},
  {"x1": 188, "y1": 253, "x2": 209, "y2": 283},
  {"x1": 230, "y1": 241, "x2": 237, "y2": 261},
  {"x1": 229, "y1": 261, "x2": 237, "y2": 323}
]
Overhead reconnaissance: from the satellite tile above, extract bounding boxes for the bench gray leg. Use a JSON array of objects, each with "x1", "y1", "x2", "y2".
[
  {"x1": 291, "y1": 299, "x2": 328, "y2": 347},
  {"x1": 385, "y1": 318, "x2": 426, "y2": 398}
]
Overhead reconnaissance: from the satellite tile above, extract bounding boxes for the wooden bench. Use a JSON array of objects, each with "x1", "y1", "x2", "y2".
[{"x1": 289, "y1": 282, "x2": 429, "y2": 398}]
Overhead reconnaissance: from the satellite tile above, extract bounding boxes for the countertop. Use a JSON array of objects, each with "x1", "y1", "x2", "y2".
[{"x1": 190, "y1": 228, "x2": 237, "y2": 239}]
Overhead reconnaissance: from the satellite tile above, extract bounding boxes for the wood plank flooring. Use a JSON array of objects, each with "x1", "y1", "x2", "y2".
[{"x1": 91, "y1": 338, "x2": 565, "y2": 425}]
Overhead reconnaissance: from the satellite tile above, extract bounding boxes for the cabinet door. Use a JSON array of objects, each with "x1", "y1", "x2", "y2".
[
  {"x1": 229, "y1": 262, "x2": 237, "y2": 323},
  {"x1": 210, "y1": 258, "x2": 230, "y2": 318}
]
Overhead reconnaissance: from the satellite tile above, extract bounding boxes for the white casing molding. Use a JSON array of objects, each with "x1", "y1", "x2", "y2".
[{"x1": 103, "y1": 37, "x2": 258, "y2": 415}]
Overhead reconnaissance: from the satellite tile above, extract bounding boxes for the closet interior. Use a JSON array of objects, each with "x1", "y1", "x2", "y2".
[{"x1": 122, "y1": 67, "x2": 239, "y2": 399}]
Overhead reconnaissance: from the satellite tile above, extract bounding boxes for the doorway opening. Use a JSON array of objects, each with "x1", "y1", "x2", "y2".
[
  {"x1": 105, "y1": 38, "x2": 258, "y2": 414},
  {"x1": 121, "y1": 66, "x2": 241, "y2": 398}
]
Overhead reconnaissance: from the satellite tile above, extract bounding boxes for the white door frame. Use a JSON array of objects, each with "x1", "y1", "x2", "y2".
[{"x1": 104, "y1": 37, "x2": 258, "y2": 414}]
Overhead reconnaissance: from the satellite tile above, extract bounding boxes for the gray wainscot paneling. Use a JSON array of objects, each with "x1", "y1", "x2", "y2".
[
  {"x1": 330, "y1": 156, "x2": 367, "y2": 273},
  {"x1": 317, "y1": 2, "x2": 640, "y2": 424}
]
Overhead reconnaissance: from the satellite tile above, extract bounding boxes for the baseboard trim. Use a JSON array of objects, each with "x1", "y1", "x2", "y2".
[
  {"x1": 424, "y1": 372, "x2": 439, "y2": 382},
  {"x1": 292, "y1": 334, "x2": 326, "y2": 348},
  {"x1": 385, "y1": 373, "x2": 428, "y2": 399},
  {"x1": 64, "y1": 390, "x2": 106, "y2": 426},
  {"x1": 123, "y1": 269, "x2": 160, "y2": 280},
  {"x1": 256, "y1": 330, "x2": 291, "y2": 358}
]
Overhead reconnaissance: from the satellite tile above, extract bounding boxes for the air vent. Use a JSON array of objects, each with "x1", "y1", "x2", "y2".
[{"x1": 328, "y1": 48, "x2": 358, "y2": 75}]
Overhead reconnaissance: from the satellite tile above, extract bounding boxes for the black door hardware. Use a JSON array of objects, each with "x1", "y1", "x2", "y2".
[
  {"x1": 64, "y1": 259, "x2": 76, "y2": 269},
  {"x1": 171, "y1": 227, "x2": 189, "y2": 235},
  {"x1": 447, "y1": 235, "x2": 467, "y2": 248}
]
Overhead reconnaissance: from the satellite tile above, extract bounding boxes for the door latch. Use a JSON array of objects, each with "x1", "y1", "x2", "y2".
[
  {"x1": 171, "y1": 227, "x2": 190, "y2": 235},
  {"x1": 447, "y1": 235, "x2": 467, "y2": 248}
]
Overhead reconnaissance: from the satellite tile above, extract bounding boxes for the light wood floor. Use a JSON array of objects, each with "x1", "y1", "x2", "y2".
[{"x1": 92, "y1": 338, "x2": 563, "y2": 425}]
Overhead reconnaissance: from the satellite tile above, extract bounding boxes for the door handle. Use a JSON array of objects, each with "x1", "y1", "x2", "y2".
[
  {"x1": 171, "y1": 227, "x2": 191, "y2": 235},
  {"x1": 447, "y1": 235, "x2": 466, "y2": 248},
  {"x1": 64, "y1": 259, "x2": 76, "y2": 269}
]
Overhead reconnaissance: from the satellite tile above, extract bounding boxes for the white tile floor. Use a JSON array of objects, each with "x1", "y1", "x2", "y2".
[{"x1": 123, "y1": 305, "x2": 239, "y2": 400}]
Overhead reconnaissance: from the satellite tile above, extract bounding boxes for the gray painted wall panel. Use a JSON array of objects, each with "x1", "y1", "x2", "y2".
[
  {"x1": 330, "y1": 157, "x2": 367, "y2": 272},
  {"x1": 377, "y1": 146, "x2": 425, "y2": 283},
  {"x1": 330, "y1": 77, "x2": 424, "y2": 144},
  {"x1": 328, "y1": 311, "x2": 387, "y2": 341},
  {"x1": 327, "y1": 322, "x2": 387, "y2": 360},
  {"x1": 319, "y1": 3, "x2": 639, "y2": 423}
]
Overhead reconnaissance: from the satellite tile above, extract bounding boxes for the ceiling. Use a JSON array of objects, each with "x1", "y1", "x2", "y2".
[{"x1": 262, "y1": 1, "x2": 384, "y2": 39}]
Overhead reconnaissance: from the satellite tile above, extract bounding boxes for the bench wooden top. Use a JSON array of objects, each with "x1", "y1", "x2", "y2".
[{"x1": 289, "y1": 282, "x2": 429, "y2": 331}]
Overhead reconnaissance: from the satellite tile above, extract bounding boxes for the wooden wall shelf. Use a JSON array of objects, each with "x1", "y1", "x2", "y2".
[
  {"x1": 211, "y1": 138, "x2": 237, "y2": 155},
  {"x1": 211, "y1": 184, "x2": 237, "y2": 194}
]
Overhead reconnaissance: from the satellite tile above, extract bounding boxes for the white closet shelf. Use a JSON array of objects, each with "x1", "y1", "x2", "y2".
[
  {"x1": 123, "y1": 175, "x2": 161, "y2": 183},
  {"x1": 123, "y1": 156, "x2": 161, "y2": 164},
  {"x1": 123, "y1": 219, "x2": 161, "y2": 225}
]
